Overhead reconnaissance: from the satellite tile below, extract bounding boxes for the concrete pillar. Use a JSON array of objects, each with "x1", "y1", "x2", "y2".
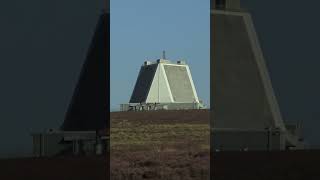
[{"x1": 73, "y1": 140, "x2": 80, "y2": 155}]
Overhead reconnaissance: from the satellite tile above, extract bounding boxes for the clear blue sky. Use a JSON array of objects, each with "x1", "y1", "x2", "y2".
[{"x1": 110, "y1": 0, "x2": 210, "y2": 111}]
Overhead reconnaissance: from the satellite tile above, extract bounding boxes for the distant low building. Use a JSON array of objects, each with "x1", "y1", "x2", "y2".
[
  {"x1": 31, "y1": 129, "x2": 108, "y2": 157},
  {"x1": 121, "y1": 57, "x2": 206, "y2": 111}
]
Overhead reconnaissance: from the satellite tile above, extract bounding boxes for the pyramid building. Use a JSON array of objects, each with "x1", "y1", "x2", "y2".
[
  {"x1": 31, "y1": 8, "x2": 110, "y2": 157},
  {"x1": 121, "y1": 58, "x2": 205, "y2": 111},
  {"x1": 211, "y1": 0, "x2": 304, "y2": 151}
]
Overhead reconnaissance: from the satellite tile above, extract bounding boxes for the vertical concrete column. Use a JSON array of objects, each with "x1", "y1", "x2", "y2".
[{"x1": 73, "y1": 139, "x2": 80, "y2": 155}]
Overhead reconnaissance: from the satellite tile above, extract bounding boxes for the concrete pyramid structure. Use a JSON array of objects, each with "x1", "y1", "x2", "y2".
[
  {"x1": 31, "y1": 8, "x2": 110, "y2": 158},
  {"x1": 122, "y1": 59, "x2": 204, "y2": 111},
  {"x1": 211, "y1": 0, "x2": 304, "y2": 150}
]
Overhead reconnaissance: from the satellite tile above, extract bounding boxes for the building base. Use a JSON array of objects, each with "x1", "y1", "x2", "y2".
[{"x1": 120, "y1": 102, "x2": 206, "y2": 111}]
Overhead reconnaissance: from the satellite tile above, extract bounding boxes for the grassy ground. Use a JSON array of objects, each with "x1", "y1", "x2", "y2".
[
  {"x1": 213, "y1": 150, "x2": 320, "y2": 180},
  {"x1": 110, "y1": 110, "x2": 210, "y2": 180},
  {"x1": 0, "y1": 156, "x2": 107, "y2": 180}
]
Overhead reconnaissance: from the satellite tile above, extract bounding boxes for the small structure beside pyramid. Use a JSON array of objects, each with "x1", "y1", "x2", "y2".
[{"x1": 121, "y1": 55, "x2": 205, "y2": 111}]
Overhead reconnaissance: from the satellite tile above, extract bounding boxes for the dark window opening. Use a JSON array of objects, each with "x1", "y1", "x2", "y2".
[{"x1": 215, "y1": 0, "x2": 226, "y2": 9}]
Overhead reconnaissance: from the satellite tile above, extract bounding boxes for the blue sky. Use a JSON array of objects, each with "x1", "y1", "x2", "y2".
[{"x1": 110, "y1": 0, "x2": 210, "y2": 111}]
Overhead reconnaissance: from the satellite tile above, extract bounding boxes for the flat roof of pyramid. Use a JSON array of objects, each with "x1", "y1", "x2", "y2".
[{"x1": 144, "y1": 59, "x2": 187, "y2": 66}]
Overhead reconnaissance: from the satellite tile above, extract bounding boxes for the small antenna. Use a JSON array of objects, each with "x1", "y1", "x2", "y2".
[{"x1": 162, "y1": 50, "x2": 166, "y2": 59}]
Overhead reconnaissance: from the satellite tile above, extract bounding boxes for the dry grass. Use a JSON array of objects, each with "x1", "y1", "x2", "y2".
[
  {"x1": 0, "y1": 156, "x2": 107, "y2": 180},
  {"x1": 110, "y1": 110, "x2": 210, "y2": 179}
]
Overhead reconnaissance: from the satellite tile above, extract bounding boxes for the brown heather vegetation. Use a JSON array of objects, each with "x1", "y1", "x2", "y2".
[
  {"x1": 213, "y1": 150, "x2": 320, "y2": 180},
  {"x1": 110, "y1": 110, "x2": 210, "y2": 180},
  {"x1": 0, "y1": 156, "x2": 107, "y2": 180}
]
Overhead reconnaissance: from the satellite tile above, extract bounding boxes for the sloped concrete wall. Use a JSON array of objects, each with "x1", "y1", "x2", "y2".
[
  {"x1": 210, "y1": 5, "x2": 295, "y2": 151},
  {"x1": 164, "y1": 65, "x2": 195, "y2": 103},
  {"x1": 146, "y1": 64, "x2": 173, "y2": 103},
  {"x1": 62, "y1": 12, "x2": 109, "y2": 131},
  {"x1": 130, "y1": 64, "x2": 157, "y2": 103},
  {"x1": 211, "y1": 10, "x2": 284, "y2": 130}
]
